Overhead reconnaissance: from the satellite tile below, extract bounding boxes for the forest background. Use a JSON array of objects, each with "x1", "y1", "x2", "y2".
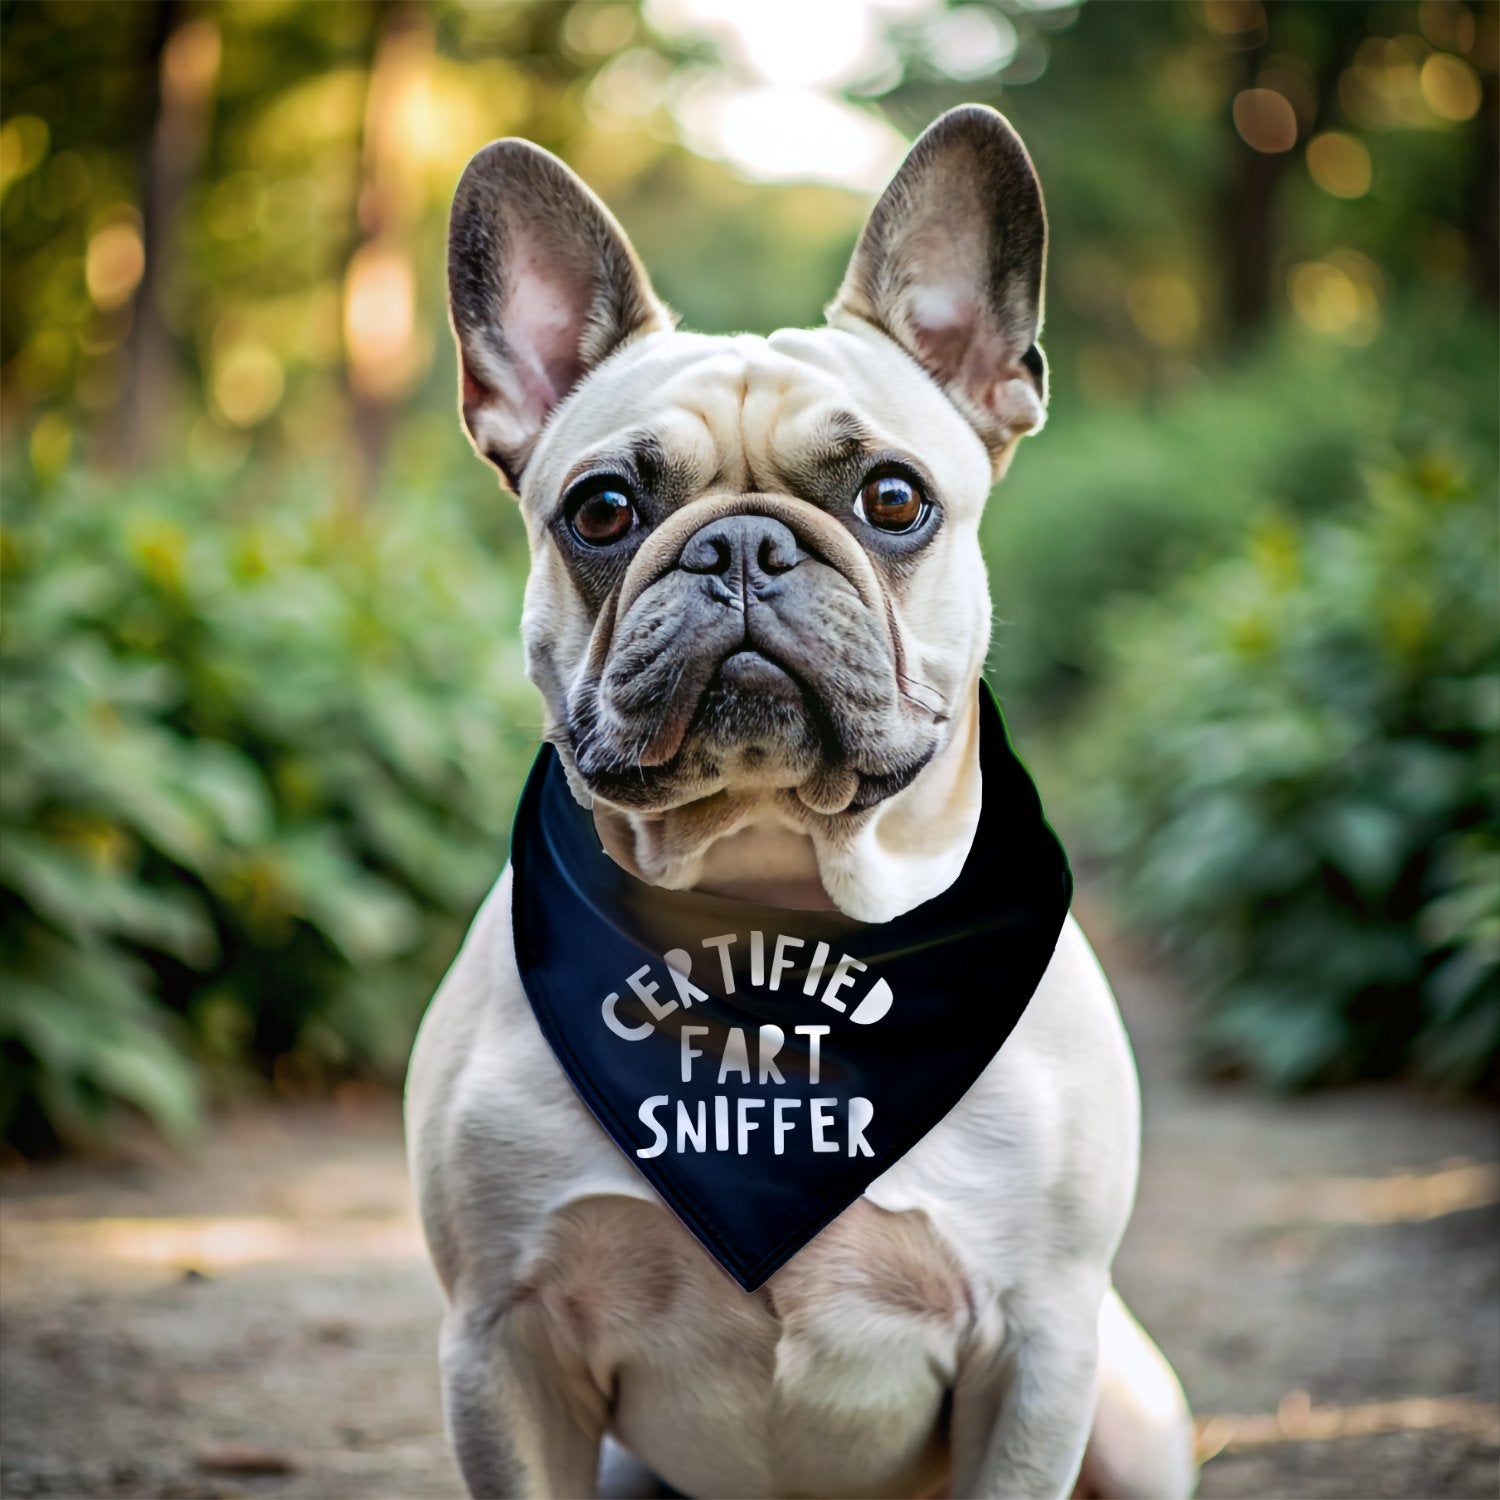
[{"x1": 1, "y1": 0, "x2": 1496, "y2": 1153}]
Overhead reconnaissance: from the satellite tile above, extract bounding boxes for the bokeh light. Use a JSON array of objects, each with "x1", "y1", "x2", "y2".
[
  {"x1": 1202, "y1": 0, "x2": 1266, "y2": 43},
  {"x1": 1288, "y1": 249, "x2": 1385, "y2": 344},
  {"x1": 344, "y1": 243, "x2": 420, "y2": 400},
  {"x1": 0, "y1": 114, "x2": 49, "y2": 195},
  {"x1": 1233, "y1": 87, "x2": 1299, "y2": 152},
  {"x1": 1305, "y1": 131, "x2": 1373, "y2": 198},
  {"x1": 647, "y1": 0, "x2": 921, "y2": 186},
  {"x1": 1420, "y1": 52, "x2": 1483, "y2": 119},
  {"x1": 212, "y1": 339, "x2": 285, "y2": 427},
  {"x1": 671, "y1": 79, "x2": 906, "y2": 190},
  {"x1": 1126, "y1": 273, "x2": 1203, "y2": 348},
  {"x1": 926, "y1": 7, "x2": 1021, "y2": 80},
  {"x1": 650, "y1": 0, "x2": 886, "y2": 87},
  {"x1": 84, "y1": 218, "x2": 146, "y2": 312},
  {"x1": 160, "y1": 17, "x2": 222, "y2": 105}
]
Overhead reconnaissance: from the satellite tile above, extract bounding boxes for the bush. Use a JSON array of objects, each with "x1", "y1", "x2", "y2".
[
  {"x1": 988, "y1": 313, "x2": 1498, "y2": 716},
  {"x1": 1074, "y1": 452, "x2": 1499, "y2": 1091},
  {"x1": 0, "y1": 463, "x2": 539, "y2": 1150}
]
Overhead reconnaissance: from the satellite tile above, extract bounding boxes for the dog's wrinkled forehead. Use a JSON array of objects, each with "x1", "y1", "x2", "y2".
[{"x1": 522, "y1": 326, "x2": 993, "y2": 526}]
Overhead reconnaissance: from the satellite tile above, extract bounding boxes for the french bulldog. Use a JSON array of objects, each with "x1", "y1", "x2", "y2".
[{"x1": 405, "y1": 105, "x2": 1195, "y2": 1500}]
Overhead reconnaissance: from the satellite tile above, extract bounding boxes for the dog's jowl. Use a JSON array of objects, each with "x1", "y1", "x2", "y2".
[{"x1": 406, "y1": 105, "x2": 1197, "y2": 1500}]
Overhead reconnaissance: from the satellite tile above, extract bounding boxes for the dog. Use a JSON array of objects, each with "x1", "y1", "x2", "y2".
[{"x1": 405, "y1": 105, "x2": 1195, "y2": 1500}]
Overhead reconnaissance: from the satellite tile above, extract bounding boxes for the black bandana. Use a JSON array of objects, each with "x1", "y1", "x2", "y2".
[{"x1": 510, "y1": 685, "x2": 1071, "y2": 1290}]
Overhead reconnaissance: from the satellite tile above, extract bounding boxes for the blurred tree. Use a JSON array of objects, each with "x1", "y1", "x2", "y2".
[
  {"x1": 119, "y1": 2, "x2": 222, "y2": 466},
  {"x1": 1214, "y1": 2, "x2": 1364, "y2": 335},
  {"x1": 344, "y1": 0, "x2": 426, "y2": 491},
  {"x1": 867, "y1": 0, "x2": 1497, "y2": 373}
]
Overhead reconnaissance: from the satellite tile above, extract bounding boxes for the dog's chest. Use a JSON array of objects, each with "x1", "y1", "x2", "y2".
[{"x1": 523, "y1": 1191, "x2": 979, "y2": 1499}]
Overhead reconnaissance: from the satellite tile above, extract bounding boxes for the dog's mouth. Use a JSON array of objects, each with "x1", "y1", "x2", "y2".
[
  {"x1": 709, "y1": 648, "x2": 805, "y2": 702},
  {"x1": 568, "y1": 637, "x2": 826, "y2": 799},
  {"x1": 655, "y1": 642, "x2": 822, "y2": 768},
  {"x1": 571, "y1": 636, "x2": 943, "y2": 818}
]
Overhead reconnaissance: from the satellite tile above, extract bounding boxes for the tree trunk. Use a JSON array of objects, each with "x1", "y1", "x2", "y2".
[
  {"x1": 342, "y1": 0, "x2": 431, "y2": 501},
  {"x1": 113, "y1": 0, "x2": 219, "y2": 469},
  {"x1": 1468, "y1": 68, "x2": 1498, "y2": 309},
  {"x1": 1220, "y1": 3, "x2": 1376, "y2": 345}
]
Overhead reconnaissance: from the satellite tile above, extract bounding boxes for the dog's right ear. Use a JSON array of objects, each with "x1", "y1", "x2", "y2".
[{"x1": 447, "y1": 140, "x2": 673, "y2": 490}]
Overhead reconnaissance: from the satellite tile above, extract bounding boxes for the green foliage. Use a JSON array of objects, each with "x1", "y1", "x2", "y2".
[
  {"x1": 0, "y1": 461, "x2": 538, "y2": 1148},
  {"x1": 1073, "y1": 452, "x2": 1499, "y2": 1091},
  {"x1": 988, "y1": 311, "x2": 1499, "y2": 711},
  {"x1": 1, "y1": 0, "x2": 1496, "y2": 1144}
]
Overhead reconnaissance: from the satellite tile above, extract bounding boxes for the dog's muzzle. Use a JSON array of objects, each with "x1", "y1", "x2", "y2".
[
  {"x1": 565, "y1": 495, "x2": 942, "y2": 812},
  {"x1": 679, "y1": 514, "x2": 808, "y2": 696}
]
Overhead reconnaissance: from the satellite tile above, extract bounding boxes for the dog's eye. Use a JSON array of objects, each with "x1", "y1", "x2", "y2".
[
  {"x1": 566, "y1": 481, "x2": 638, "y2": 547},
  {"x1": 855, "y1": 472, "x2": 927, "y2": 534}
]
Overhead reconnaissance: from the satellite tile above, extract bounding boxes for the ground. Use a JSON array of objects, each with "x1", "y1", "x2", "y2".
[{"x1": 2, "y1": 905, "x2": 1497, "y2": 1500}]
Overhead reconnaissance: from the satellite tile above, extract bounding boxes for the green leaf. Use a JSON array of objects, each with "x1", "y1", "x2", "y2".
[
  {"x1": 0, "y1": 829, "x2": 217, "y2": 965},
  {"x1": 1313, "y1": 801, "x2": 1412, "y2": 897}
]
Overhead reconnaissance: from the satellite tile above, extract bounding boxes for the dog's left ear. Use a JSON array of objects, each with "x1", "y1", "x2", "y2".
[
  {"x1": 448, "y1": 139, "x2": 674, "y2": 489},
  {"x1": 829, "y1": 104, "x2": 1047, "y2": 456}
]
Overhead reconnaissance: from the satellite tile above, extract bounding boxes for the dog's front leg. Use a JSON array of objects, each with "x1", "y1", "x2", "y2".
[
  {"x1": 949, "y1": 1279, "x2": 1102, "y2": 1500},
  {"x1": 441, "y1": 1297, "x2": 607, "y2": 1499}
]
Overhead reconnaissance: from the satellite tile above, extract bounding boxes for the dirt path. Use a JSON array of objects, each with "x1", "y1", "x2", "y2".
[{"x1": 2, "y1": 910, "x2": 1497, "y2": 1500}]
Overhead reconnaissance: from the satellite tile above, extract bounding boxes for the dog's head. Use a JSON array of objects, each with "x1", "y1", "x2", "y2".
[{"x1": 448, "y1": 106, "x2": 1047, "y2": 914}]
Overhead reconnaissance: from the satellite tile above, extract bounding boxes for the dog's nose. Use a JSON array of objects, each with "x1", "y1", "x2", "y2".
[{"x1": 679, "y1": 515, "x2": 806, "y2": 586}]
